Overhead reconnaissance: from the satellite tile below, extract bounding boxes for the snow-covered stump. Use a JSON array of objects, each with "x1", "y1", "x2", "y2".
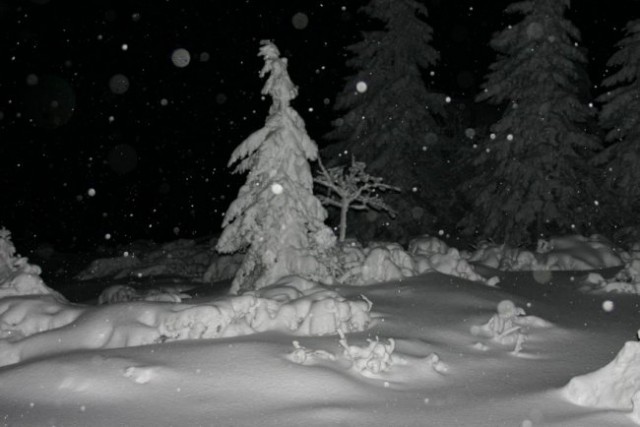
[{"x1": 562, "y1": 334, "x2": 640, "y2": 424}]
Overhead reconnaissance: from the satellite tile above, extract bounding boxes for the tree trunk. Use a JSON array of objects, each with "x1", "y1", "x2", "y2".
[{"x1": 339, "y1": 200, "x2": 349, "y2": 242}]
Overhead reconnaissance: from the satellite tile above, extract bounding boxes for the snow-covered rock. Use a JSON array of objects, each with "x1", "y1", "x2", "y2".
[{"x1": 563, "y1": 337, "x2": 640, "y2": 424}]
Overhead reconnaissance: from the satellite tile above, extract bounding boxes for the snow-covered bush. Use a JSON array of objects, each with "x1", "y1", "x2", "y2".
[
  {"x1": 563, "y1": 332, "x2": 640, "y2": 425},
  {"x1": 469, "y1": 235, "x2": 624, "y2": 272},
  {"x1": 0, "y1": 276, "x2": 372, "y2": 367},
  {"x1": 581, "y1": 247, "x2": 640, "y2": 295},
  {"x1": 98, "y1": 285, "x2": 191, "y2": 304},
  {"x1": 77, "y1": 238, "x2": 218, "y2": 281},
  {"x1": 471, "y1": 300, "x2": 551, "y2": 354},
  {"x1": 535, "y1": 235, "x2": 623, "y2": 271},
  {"x1": 336, "y1": 236, "x2": 487, "y2": 286},
  {"x1": 0, "y1": 228, "x2": 64, "y2": 301}
]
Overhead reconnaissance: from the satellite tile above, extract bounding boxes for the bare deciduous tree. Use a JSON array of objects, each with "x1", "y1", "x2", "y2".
[{"x1": 314, "y1": 156, "x2": 400, "y2": 242}]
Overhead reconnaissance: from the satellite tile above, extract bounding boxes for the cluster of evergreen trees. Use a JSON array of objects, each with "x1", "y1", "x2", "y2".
[{"x1": 323, "y1": 0, "x2": 640, "y2": 246}]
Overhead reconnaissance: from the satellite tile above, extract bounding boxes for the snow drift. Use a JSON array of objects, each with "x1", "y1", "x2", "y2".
[
  {"x1": 563, "y1": 334, "x2": 640, "y2": 424},
  {"x1": 0, "y1": 275, "x2": 372, "y2": 367}
]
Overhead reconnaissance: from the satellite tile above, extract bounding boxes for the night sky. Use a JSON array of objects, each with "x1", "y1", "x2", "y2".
[{"x1": 1, "y1": 0, "x2": 639, "y2": 252}]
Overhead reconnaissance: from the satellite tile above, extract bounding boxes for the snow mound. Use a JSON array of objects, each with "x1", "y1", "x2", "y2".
[
  {"x1": 338, "y1": 236, "x2": 486, "y2": 285},
  {"x1": 470, "y1": 235, "x2": 624, "y2": 272},
  {"x1": 77, "y1": 239, "x2": 219, "y2": 281},
  {"x1": 0, "y1": 228, "x2": 65, "y2": 301},
  {"x1": 0, "y1": 276, "x2": 372, "y2": 367},
  {"x1": 563, "y1": 337, "x2": 640, "y2": 424}
]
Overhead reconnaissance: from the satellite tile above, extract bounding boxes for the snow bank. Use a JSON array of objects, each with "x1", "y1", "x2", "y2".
[
  {"x1": 0, "y1": 275, "x2": 372, "y2": 367},
  {"x1": 77, "y1": 239, "x2": 222, "y2": 281},
  {"x1": 470, "y1": 235, "x2": 624, "y2": 272},
  {"x1": 338, "y1": 236, "x2": 487, "y2": 285},
  {"x1": 562, "y1": 334, "x2": 640, "y2": 424}
]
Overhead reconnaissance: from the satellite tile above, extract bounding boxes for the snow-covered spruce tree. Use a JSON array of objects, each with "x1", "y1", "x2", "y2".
[
  {"x1": 314, "y1": 156, "x2": 400, "y2": 242},
  {"x1": 324, "y1": 0, "x2": 447, "y2": 242},
  {"x1": 459, "y1": 0, "x2": 602, "y2": 245},
  {"x1": 596, "y1": 20, "x2": 640, "y2": 223},
  {"x1": 216, "y1": 41, "x2": 337, "y2": 294}
]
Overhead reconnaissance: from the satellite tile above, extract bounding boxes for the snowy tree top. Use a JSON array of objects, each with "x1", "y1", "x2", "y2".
[{"x1": 258, "y1": 40, "x2": 298, "y2": 111}]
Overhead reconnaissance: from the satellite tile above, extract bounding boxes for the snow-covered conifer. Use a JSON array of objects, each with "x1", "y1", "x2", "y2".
[
  {"x1": 324, "y1": 0, "x2": 447, "y2": 241},
  {"x1": 314, "y1": 156, "x2": 400, "y2": 242},
  {"x1": 460, "y1": 0, "x2": 601, "y2": 245},
  {"x1": 596, "y1": 20, "x2": 640, "y2": 218},
  {"x1": 216, "y1": 41, "x2": 337, "y2": 294}
]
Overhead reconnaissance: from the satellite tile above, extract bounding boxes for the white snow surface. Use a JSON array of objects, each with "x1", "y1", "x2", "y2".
[{"x1": 0, "y1": 264, "x2": 639, "y2": 425}]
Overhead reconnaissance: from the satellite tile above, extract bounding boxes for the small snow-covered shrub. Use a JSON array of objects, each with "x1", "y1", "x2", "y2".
[
  {"x1": 407, "y1": 235, "x2": 449, "y2": 257},
  {"x1": 471, "y1": 300, "x2": 551, "y2": 354},
  {"x1": 563, "y1": 334, "x2": 640, "y2": 423},
  {"x1": 429, "y1": 248, "x2": 485, "y2": 282},
  {"x1": 0, "y1": 228, "x2": 64, "y2": 301},
  {"x1": 338, "y1": 330, "x2": 398, "y2": 375}
]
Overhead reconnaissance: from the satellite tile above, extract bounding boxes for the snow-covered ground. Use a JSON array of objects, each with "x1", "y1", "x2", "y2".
[{"x1": 1, "y1": 234, "x2": 639, "y2": 426}]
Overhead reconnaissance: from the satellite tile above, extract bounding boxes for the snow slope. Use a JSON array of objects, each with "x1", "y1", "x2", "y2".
[{"x1": 0, "y1": 268, "x2": 638, "y2": 426}]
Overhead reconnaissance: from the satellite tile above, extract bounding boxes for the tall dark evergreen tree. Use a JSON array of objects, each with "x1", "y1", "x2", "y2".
[
  {"x1": 596, "y1": 20, "x2": 640, "y2": 223},
  {"x1": 460, "y1": 0, "x2": 601, "y2": 245},
  {"x1": 324, "y1": 0, "x2": 447, "y2": 242}
]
